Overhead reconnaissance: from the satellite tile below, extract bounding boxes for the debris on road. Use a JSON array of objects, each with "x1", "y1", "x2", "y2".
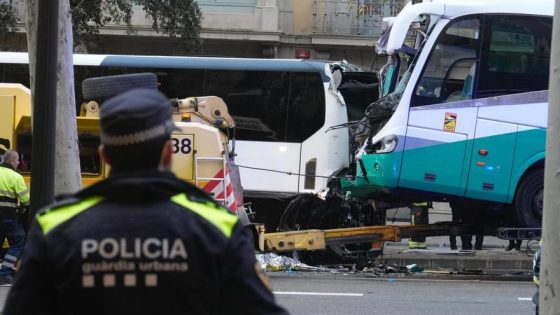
[
  {"x1": 406, "y1": 264, "x2": 424, "y2": 272},
  {"x1": 257, "y1": 253, "x2": 332, "y2": 272}
]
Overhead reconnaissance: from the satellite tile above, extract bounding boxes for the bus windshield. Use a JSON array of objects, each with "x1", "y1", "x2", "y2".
[{"x1": 365, "y1": 56, "x2": 413, "y2": 130}]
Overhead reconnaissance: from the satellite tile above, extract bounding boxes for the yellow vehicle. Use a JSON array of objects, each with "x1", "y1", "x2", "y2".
[
  {"x1": 0, "y1": 83, "x2": 105, "y2": 187},
  {"x1": 0, "y1": 74, "x2": 242, "y2": 213},
  {"x1": 169, "y1": 95, "x2": 242, "y2": 212}
]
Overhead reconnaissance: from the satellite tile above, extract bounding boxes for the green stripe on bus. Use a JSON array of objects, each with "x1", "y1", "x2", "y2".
[
  {"x1": 37, "y1": 196, "x2": 103, "y2": 235},
  {"x1": 171, "y1": 193, "x2": 237, "y2": 238}
]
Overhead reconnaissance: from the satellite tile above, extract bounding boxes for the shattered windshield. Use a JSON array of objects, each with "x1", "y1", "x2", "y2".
[
  {"x1": 350, "y1": 57, "x2": 415, "y2": 150},
  {"x1": 366, "y1": 65, "x2": 412, "y2": 123}
]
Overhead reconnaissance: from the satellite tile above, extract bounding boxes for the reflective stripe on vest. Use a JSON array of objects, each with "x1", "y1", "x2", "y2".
[
  {"x1": 37, "y1": 196, "x2": 104, "y2": 235},
  {"x1": 171, "y1": 193, "x2": 238, "y2": 238},
  {"x1": 408, "y1": 241, "x2": 427, "y2": 249},
  {"x1": 0, "y1": 189, "x2": 17, "y2": 199},
  {"x1": 0, "y1": 167, "x2": 30, "y2": 205},
  {"x1": 0, "y1": 201, "x2": 17, "y2": 208}
]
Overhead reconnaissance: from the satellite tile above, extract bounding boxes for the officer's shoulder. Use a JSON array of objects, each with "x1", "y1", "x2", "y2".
[
  {"x1": 171, "y1": 192, "x2": 231, "y2": 213},
  {"x1": 170, "y1": 193, "x2": 239, "y2": 238},
  {"x1": 36, "y1": 195, "x2": 95, "y2": 217},
  {"x1": 35, "y1": 195, "x2": 104, "y2": 235}
]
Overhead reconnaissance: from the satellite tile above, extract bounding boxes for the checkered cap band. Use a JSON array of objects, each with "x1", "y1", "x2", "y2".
[{"x1": 100, "y1": 120, "x2": 175, "y2": 146}]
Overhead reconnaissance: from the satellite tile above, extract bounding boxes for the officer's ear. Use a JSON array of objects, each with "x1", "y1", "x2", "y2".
[
  {"x1": 99, "y1": 145, "x2": 111, "y2": 165},
  {"x1": 159, "y1": 140, "x2": 173, "y2": 171}
]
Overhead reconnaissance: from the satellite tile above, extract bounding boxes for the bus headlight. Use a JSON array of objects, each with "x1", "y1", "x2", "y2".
[{"x1": 366, "y1": 135, "x2": 398, "y2": 154}]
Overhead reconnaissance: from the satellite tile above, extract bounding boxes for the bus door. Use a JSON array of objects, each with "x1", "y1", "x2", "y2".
[
  {"x1": 293, "y1": 71, "x2": 331, "y2": 193},
  {"x1": 398, "y1": 17, "x2": 482, "y2": 196},
  {"x1": 399, "y1": 100, "x2": 480, "y2": 196},
  {"x1": 465, "y1": 114, "x2": 516, "y2": 202}
]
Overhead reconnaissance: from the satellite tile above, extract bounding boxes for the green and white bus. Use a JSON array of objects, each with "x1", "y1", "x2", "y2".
[{"x1": 342, "y1": 0, "x2": 553, "y2": 228}]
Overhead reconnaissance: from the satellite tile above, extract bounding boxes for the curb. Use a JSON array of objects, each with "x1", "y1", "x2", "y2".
[
  {"x1": 266, "y1": 269, "x2": 533, "y2": 282},
  {"x1": 379, "y1": 255, "x2": 533, "y2": 271},
  {"x1": 377, "y1": 249, "x2": 534, "y2": 271}
]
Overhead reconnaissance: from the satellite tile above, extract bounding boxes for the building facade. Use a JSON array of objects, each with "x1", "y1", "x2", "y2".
[{"x1": 2, "y1": 0, "x2": 406, "y2": 67}]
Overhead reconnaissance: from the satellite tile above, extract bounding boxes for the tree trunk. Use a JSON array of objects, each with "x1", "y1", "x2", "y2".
[
  {"x1": 26, "y1": 0, "x2": 82, "y2": 196},
  {"x1": 25, "y1": 0, "x2": 36, "y2": 91},
  {"x1": 53, "y1": 0, "x2": 82, "y2": 195}
]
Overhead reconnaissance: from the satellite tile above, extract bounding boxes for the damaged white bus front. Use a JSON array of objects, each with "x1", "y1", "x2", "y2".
[{"x1": 341, "y1": 0, "x2": 552, "y2": 229}]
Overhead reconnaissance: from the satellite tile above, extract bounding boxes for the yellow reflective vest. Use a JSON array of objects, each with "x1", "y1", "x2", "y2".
[{"x1": 0, "y1": 164, "x2": 30, "y2": 213}]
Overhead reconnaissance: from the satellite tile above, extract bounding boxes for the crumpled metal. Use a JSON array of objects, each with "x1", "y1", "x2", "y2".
[{"x1": 256, "y1": 253, "x2": 325, "y2": 272}]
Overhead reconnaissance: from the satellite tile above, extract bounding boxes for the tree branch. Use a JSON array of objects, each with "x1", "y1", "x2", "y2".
[{"x1": 71, "y1": 0, "x2": 88, "y2": 14}]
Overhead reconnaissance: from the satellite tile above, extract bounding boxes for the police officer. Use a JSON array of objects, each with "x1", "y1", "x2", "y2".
[
  {"x1": 5, "y1": 89, "x2": 288, "y2": 315},
  {"x1": 0, "y1": 150, "x2": 28, "y2": 284}
]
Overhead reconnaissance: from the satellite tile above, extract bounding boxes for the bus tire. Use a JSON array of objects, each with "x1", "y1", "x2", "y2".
[
  {"x1": 514, "y1": 168, "x2": 543, "y2": 228},
  {"x1": 82, "y1": 73, "x2": 158, "y2": 101}
]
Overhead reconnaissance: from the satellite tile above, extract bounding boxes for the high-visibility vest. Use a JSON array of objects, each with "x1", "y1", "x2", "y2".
[
  {"x1": 0, "y1": 165, "x2": 30, "y2": 209},
  {"x1": 409, "y1": 240, "x2": 427, "y2": 249}
]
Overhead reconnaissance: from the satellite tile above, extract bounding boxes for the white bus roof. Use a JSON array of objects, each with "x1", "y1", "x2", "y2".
[
  {"x1": 386, "y1": 0, "x2": 554, "y2": 55},
  {"x1": 0, "y1": 52, "x2": 375, "y2": 83}
]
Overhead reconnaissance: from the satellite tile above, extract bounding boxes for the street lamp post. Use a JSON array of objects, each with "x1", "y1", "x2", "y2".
[{"x1": 29, "y1": 0, "x2": 59, "y2": 218}]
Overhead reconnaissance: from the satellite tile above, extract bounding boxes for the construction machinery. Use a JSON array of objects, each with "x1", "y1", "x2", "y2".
[{"x1": 0, "y1": 73, "x2": 243, "y2": 213}]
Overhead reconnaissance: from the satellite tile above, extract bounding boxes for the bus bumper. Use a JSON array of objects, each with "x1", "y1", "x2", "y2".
[{"x1": 340, "y1": 152, "x2": 401, "y2": 197}]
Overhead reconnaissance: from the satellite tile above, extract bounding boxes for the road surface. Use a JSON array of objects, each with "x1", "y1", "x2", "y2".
[{"x1": 270, "y1": 273, "x2": 535, "y2": 315}]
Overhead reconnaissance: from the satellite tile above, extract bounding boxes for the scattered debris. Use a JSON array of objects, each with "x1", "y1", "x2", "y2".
[
  {"x1": 256, "y1": 253, "x2": 332, "y2": 272},
  {"x1": 256, "y1": 253, "x2": 531, "y2": 281},
  {"x1": 370, "y1": 263, "x2": 409, "y2": 276},
  {"x1": 406, "y1": 264, "x2": 424, "y2": 272}
]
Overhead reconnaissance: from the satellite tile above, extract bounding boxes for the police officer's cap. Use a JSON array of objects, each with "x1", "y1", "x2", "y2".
[{"x1": 100, "y1": 88, "x2": 179, "y2": 146}]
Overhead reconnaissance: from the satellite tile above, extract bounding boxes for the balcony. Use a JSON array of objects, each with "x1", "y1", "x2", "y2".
[{"x1": 312, "y1": 0, "x2": 406, "y2": 36}]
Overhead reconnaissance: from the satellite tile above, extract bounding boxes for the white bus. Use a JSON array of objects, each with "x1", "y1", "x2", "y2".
[
  {"x1": 0, "y1": 53, "x2": 378, "y2": 226},
  {"x1": 341, "y1": 0, "x2": 552, "y2": 228}
]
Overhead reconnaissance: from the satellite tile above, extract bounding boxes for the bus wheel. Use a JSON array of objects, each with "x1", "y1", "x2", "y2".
[{"x1": 514, "y1": 168, "x2": 543, "y2": 228}]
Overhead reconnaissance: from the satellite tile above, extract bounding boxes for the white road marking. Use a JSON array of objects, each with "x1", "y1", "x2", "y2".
[
  {"x1": 274, "y1": 291, "x2": 363, "y2": 297},
  {"x1": 517, "y1": 297, "x2": 532, "y2": 301}
]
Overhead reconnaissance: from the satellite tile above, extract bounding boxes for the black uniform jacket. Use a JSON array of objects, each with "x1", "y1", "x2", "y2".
[{"x1": 4, "y1": 170, "x2": 288, "y2": 315}]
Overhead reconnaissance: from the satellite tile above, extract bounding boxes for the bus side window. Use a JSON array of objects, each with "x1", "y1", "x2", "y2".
[
  {"x1": 2, "y1": 64, "x2": 30, "y2": 88},
  {"x1": 205, "y1": 70, "x2": 288, "y2": 142},
  {"x1": 412, "y1": 17, "x2": 481, "y2": 107},
  {"x1": 477, "y1": 15, "x2": 552, "y2": 98},
  {"x1": 157, "y1": 68, "x2": 205, "y2": 99},
  {"x1": 286, "y1": 72, "x2": 325, "y2": 143},
  {"x1": 444, "y1": 60, "x2": 476, "y2": 102}
]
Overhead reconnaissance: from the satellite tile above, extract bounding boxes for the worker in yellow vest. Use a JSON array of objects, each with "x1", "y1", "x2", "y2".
[
  {"x1": 408, "y1": 202, "x2": 431, "y2": 249},
  {"x1": 0, "y1": 150, "x2": 29, "y2": 284}
]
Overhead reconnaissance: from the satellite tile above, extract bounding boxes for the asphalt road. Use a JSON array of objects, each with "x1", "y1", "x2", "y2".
[{"x1": 269, "y1": 273, "x2": 536, "y2": 315}]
